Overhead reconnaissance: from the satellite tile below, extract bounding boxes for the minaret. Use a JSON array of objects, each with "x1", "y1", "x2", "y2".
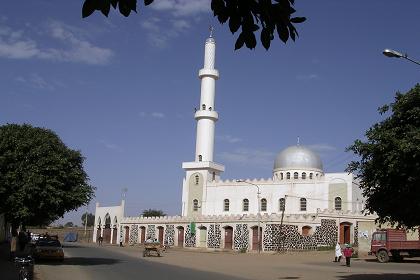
[
  {"x1": 181, "y1": 29, "x2": 225, "y2": 217},
  {"x1": 194, "y1": 28, "x2": 219, "y2": 162}
]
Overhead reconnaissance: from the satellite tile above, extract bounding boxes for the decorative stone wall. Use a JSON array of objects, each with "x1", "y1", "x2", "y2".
[
  {"x1": 314, "y1": 219, "x2": 337, "y2": 247},
  {"x1": 147, "y1": 225, "x2": 156, "y2": 239},
  {"x1": 185, "y1": 225, "x2": 196, "y2": 247},
  {"x1": 207, "y1": 224, "x2": 221, "y2": 248},
  {"x1": 129, "y1": 225, "x2": 138, "y2": 244},
  {"x1": 234, "y1": 224, "x2": 249, "y2": 250},
  {"x1": 263, "y1": 219, "x2": 337, "y2": 251},
  {"x1": 165, "y1": 225, "x2": 175, "y2": 246}
]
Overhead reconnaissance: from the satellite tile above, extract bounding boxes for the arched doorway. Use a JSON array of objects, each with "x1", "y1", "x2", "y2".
[
  {"x1": 224, "y1": 226, "x2": 233, "y2": 250},
  {"x1": 103, "y1": 214, "x2": 112, "y2": 243},
  {"x1": 112, "y1": 226, "x2": 117, "y2": 244},
  {"x1": 139, "y1": 226, "x2": 146, "y2": 244},
  {"x1": 340, "y1": 222, "x2": 352, "y2": 244},
  {"x1": 124, "y1": 226, "x2": 130, "y2": 244},
  {"x1": 251, "y1": 226, "x2": 262, "y2": 251},
  {"x1": 157, "y1": 226, "x2": 164, "y2": 244},
  {"x1": 198, "y1": 226, "x2": 207, "y2": 248},
  {"x1": 177, "y1": 226, "x2": 184, "y2": 247}
]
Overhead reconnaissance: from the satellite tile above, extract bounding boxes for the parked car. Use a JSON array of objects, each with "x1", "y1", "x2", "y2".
[{"x1": 33, "y1": 238, "x2": 64, "y2": 261}]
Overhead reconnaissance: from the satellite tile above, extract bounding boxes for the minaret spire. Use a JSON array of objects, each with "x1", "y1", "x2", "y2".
[{"x1": 194, "y1": 31, "x2": 220, "y2": 162}]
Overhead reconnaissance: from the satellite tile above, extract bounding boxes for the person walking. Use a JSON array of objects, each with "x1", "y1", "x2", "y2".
[
  {"x1": 343, "y1": 244, "x2": 354, "y2": 267},
  {"x1": 10, "y1": 230, "x2": 18, "y2": 261},
  {"x1": 334, "y1": 242, "x2": 342, "y2": 262}
]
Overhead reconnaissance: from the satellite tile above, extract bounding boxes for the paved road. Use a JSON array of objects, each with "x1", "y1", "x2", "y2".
[{"x1": 36, "y1": 243, "x2": 245, "y2": 280}]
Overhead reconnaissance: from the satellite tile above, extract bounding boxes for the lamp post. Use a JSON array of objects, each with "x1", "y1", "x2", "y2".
[
  {"x1": 236, "y1": 180, "x2": 261, "y2": 253},
  {"x1": 382, "y1": 49, "x2": 420, "y2": 66}
]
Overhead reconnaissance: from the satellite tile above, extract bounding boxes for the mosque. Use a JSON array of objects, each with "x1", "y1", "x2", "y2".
[{"x1": 94, "y1": 32, "x2": 377, "y2": 253}]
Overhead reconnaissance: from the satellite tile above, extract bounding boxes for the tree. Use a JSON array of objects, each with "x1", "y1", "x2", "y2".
[
  {"x1": 141, "y1": 209, "x2": 166, "y2": 217},
  {"x1": 347, "y1": 84, "x2": 420, "y2": 229},
  {"x1": 64, "y1": 221, "x2": 74, "y2": 227},
  {"x1": 82, "y1": 0, "x2": 306, "y2": 50},
  {"x1": 0, "y1": 124, "x2": 95, "y2": 228},
  {"x1": 81, "y1": 212, "x2": 95, "y2": 227}
]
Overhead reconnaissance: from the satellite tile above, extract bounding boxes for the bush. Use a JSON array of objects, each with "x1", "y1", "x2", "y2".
[{"x1": 317, "y1": 245, "x2": 334, "y2": 251}]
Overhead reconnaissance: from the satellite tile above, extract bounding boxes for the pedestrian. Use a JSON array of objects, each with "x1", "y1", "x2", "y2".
[
  {"x1": 343, "y1": 244, "x2": 354, "y2": 267},
  {"x1": 10, "y1": 230, "x2": 18, "y2": 261},
  {"x1": 18, "y1": 230, "x2": 27, "y2": 252},
  {"x1": 98, "y1": 235, "x2": 103, "y2": 245},
  {"x1": 334, "y1": 242, "x2": 342, "y2": 262}
]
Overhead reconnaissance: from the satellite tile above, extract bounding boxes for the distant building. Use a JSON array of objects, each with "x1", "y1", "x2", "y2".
[{"x1": 94, "y1": 32, "x2": 377, "y2": 252}]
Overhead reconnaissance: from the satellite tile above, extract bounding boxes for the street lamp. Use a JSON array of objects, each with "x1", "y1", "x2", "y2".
[
  {"x1": 382, "y1": 49, "x2": 420, "y2": 66},
  {"x1": 236, "y1": 180, "x2": 261, "y2": 253}
]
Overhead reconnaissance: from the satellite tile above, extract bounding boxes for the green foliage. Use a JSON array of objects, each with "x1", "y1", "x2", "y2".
[
  {"x1": 0, "y1": 124, "x2": 95, "y2": 227},
  {"x1": 81, "y1": 0, "x2": 305, "y2": 50},
  {"x1": 81, "y1": 212, "x2": 95, "y2": 227},
  {"x1": 347, "y1": 84, "x2": 420, "y2": 229},
  {"x1": 64, "y1": 222, "x2": 74, "y2": 227},
  {"x1": 141, "y1": 209, "x2": 166, "y2": 217}
]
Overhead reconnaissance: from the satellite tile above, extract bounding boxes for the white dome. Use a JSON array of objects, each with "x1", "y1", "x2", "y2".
[{"x1": 274, "y1": 145, "x2": 323, "y2": 172}]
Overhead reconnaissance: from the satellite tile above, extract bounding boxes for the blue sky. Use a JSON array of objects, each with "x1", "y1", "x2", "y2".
[{"x1": 1, "y1": 1, "x2": 419, "y2": 225}]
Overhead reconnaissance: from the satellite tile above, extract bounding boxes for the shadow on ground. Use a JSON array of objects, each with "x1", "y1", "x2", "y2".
[
  {"x1": 336, "y1": 273, "x2": 420, "y2": 280},
  {"x1": 363, "y1": 258, "x2": 420, "y2": 264},
  {"x1": 36, "y1": 257, "x2": 121, "y2": 266}
]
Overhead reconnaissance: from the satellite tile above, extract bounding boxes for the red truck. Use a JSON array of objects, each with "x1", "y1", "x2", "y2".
[{"x1": 370, "y1": 229, "x2": 420, "y2": 263}]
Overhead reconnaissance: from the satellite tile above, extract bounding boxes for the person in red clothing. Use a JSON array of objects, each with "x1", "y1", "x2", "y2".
[{"x1": 343, "y1": 244, "x2": 354, "y2": 267}]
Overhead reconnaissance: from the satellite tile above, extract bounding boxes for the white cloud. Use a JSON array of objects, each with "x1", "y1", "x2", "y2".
[
  {"x1": 151, "y1": 112, "x2": 165, "y2": 118},
  {"x1": 150, "y1": 0, "x2": 210, "y2": 17},
  {"x1": 139, "y1": 111, "x2": 166, "y2": 119},
  {"x1": 141, "y1": 17, "x2": 192, "y2": 48},
  {"x1": 0, "y1": 21, "x2": 113, "y2": 65},
  {"x1": 218, "y1": 148, "x2": 276, "y2": 168},
  {"x1": 307, "y1": 143, "x2": 337, "y2": 153},
  {"x1": 100, "y1": 140, "x2": 123, "y2": 151},
  {"x1": 14, "y1": 73, "x2": 57, "y2": 91},
  {"x1": 296, "y1": 73, "x2": 319, "y2": 80},
  {"x1": 216, "y1": 134, "x2": 242, "y2": 144}
]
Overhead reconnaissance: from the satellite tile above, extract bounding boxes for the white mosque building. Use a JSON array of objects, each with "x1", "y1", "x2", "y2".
[{"x1": 94, "y1": 32, "x2": 377, "y2": 253}]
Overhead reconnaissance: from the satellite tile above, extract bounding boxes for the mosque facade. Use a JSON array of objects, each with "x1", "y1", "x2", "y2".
[{"x1": 94, "y1": 33, "x2": 377, "y2": 253}]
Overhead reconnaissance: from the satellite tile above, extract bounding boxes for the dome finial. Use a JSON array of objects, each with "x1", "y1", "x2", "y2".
[
  {"x1": 209, "y1": 25, "x2": 214, "y2": 38},
  {"x1": 297, "y1": 136, "x2": 300, "y2": 146}
]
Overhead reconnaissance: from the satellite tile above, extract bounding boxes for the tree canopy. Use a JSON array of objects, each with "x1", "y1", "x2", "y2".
[
  {"x1": 141, "y1": 209, "x2": 166, "y2": 217},
  {"x1": 81, "y1": 212, "x2": 96, "y2": 227},
  {"x1": 82, "y1": 0, "x2": 306, "y2": 50},
  {"x1": 347, "y1": 84, "x2": 420, "y2": 229},
  {"x1": 0, "y1": 124, "x2": 95, "y2": 228}
]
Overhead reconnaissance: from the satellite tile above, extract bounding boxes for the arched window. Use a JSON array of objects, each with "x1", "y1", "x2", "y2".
[
  {"x1": 195, "y1": 175, "x2": 199, "y2": 185},
  {"x1": 243, "y1": 199, "x2": 249, "y2": 212},
  {"x1": 198, "y1": 155, "x2": 202, "y2": 162},
  {"x1": 209, "y1": 107, "x2": 212, "y2": 111},
  {"x1": 309, "y1": 173, "x2": 313, "y2": 179},
  {"x1": 286, "y1": 172, "x2": 291, "y2": 179},
  {"x1": 335, "y1": 197, "x2": 342, "y2": 210},
  {"x1": 302, "y1": 172, "x2": 306, "y2": 179},
  {"x1": 300, "y1": 198, "x2": 307, "y2": 211},
  {"x1": 302, "y1": 226, "x2": 312, "y2": 236},
  {"x1": 279, "y1": 198, "x2": 285, "y2": 211},
  {"x1": 294, "y1": 172, "x2": 299, "y2": 179},
  {"x1": 193, "y1": 199, "x2": 199, "y2": 211},
  {"x1": 280, "y1": 173, "x2": 284, "y2": 180},
  {"x1": 224, "y1": 199, "x2": 230, "y2": 211},
  {"x1": 202, "y1": 104, "x2": 206, "y2": 110},
  {"x1": 212, "y1": 172, "x2": 216, "y2": 181},
  {"x1": 260, "y1": 198, "x2": 267, "y2": 211},
  {"x1": 316, "y1": 173, "x2": 319, "y2": 178}
]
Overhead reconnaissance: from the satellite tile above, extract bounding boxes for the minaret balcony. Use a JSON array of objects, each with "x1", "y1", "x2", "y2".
[
  {"x1": 199, "y1": 69, "x2": 219, "y2": 79},
  {"x1": 194, "y1": 110, "x2": 219, "y2": 121}
]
